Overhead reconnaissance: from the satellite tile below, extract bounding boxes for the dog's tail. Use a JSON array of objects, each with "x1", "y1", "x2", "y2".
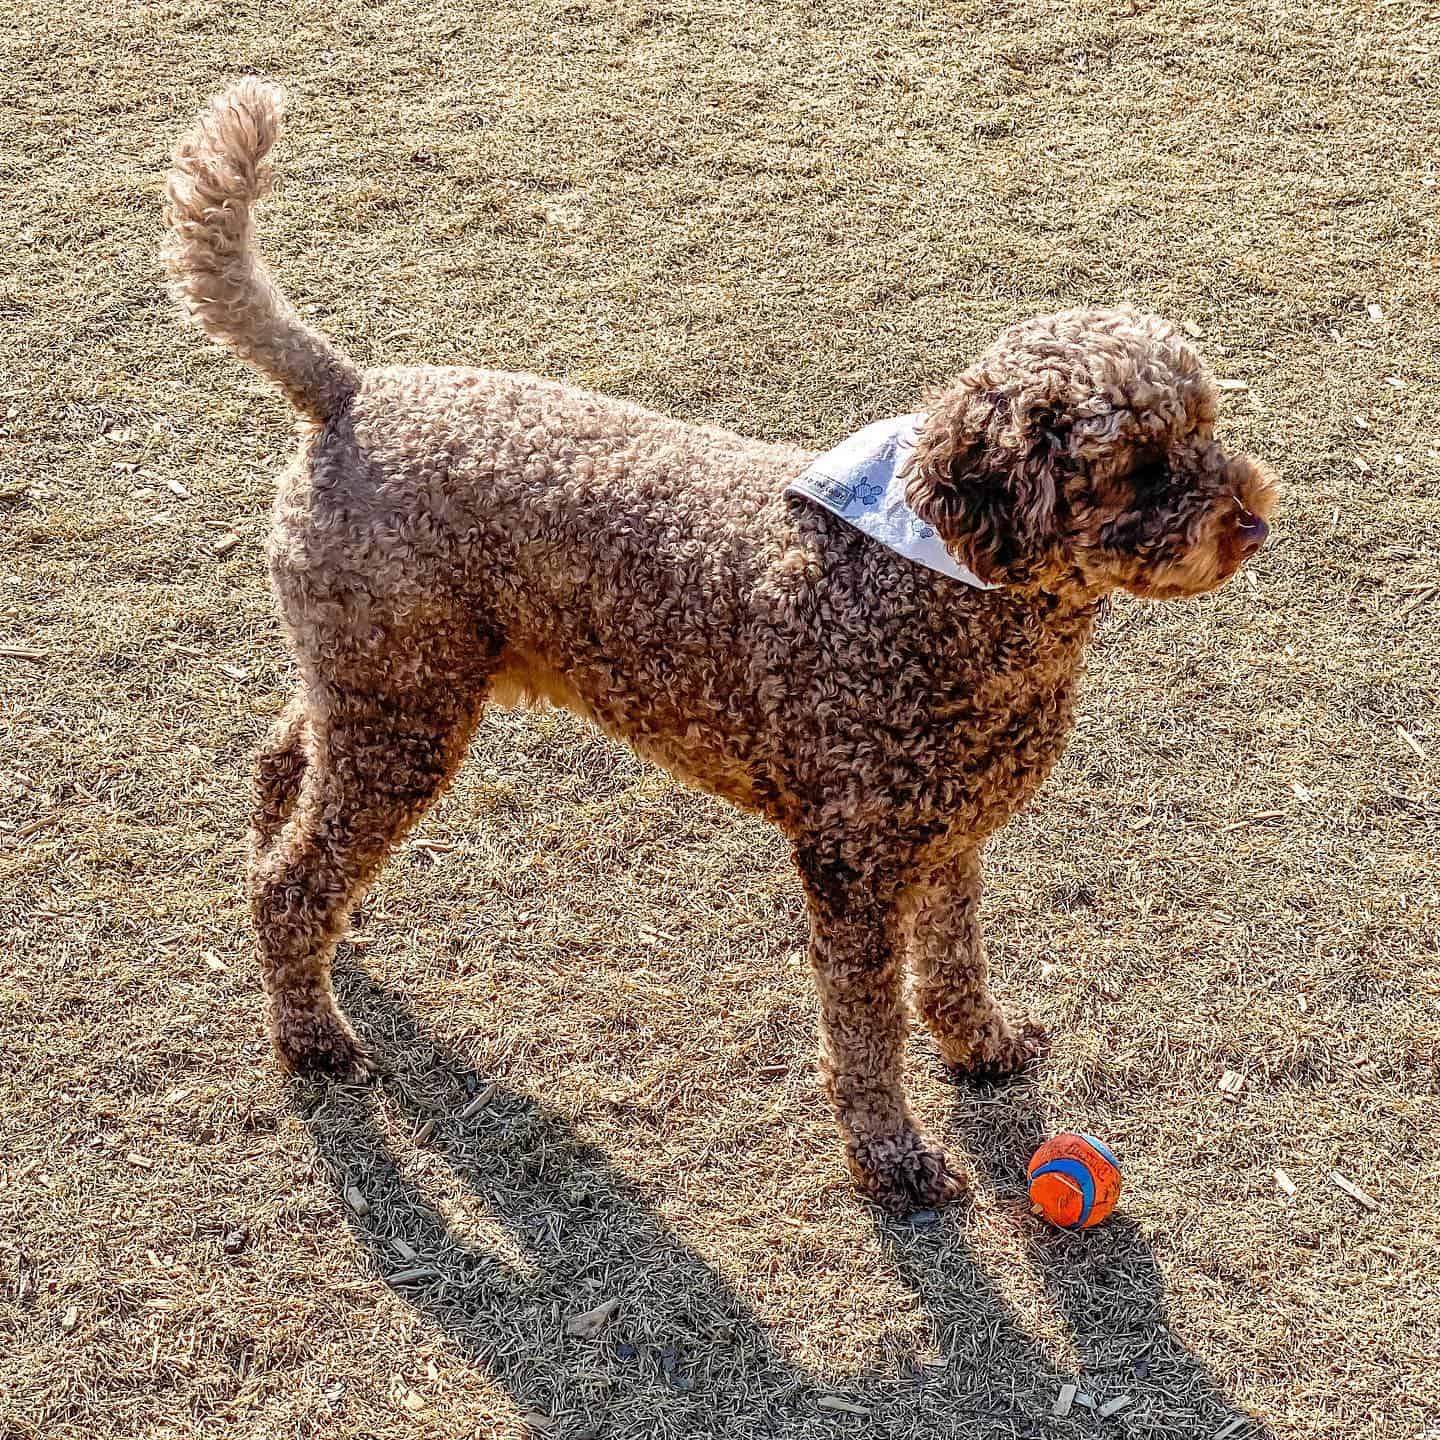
[{"x1": 162, "y1": 79, "x2": 358, "y2": 421}]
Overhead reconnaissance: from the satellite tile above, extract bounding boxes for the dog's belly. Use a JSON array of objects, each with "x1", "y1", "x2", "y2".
[{"x1": 490, "y1": 648, "x2": 776, "y2": 814}]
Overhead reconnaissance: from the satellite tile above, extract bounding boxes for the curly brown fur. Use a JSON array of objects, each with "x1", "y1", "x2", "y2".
[
  {"x1": 905, "y1": 851, "x2": 1051, "y2": 1082},
  {"x1": 165, "y1": 82, "x2": 1278, "y2": 1214}
]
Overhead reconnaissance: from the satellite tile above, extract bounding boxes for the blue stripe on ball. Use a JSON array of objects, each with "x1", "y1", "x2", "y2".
[
  {"x1": 1079, "y1": 1132, "x2": 1120, "y2": 1170},
  {"x1": 1031, "y1": 1157, "x2": 1095, "y2": 1226}
]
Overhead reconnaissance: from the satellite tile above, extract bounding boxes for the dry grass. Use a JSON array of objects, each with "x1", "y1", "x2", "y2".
[{"x1": 3, "y1": 1, "x2": 1440, "y2": 1436}]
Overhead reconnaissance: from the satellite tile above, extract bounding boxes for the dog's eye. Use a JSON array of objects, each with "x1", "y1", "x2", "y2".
[{"x1": 1129, "y1": 447, "x2": 1169, "y2": 493}]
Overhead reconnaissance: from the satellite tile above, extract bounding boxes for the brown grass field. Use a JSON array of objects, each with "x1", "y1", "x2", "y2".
[{"x1": 3, "y1": 1, "x2": 1439, "y2": 1436}]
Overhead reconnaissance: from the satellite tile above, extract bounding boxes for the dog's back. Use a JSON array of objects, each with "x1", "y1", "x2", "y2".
[{"x1": 272, "y1": 360, "x2": 819, "y2": 809}]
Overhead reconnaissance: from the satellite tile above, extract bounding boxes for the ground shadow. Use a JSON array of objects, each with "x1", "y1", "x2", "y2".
[
  {"x1": 880, "y1": 1075, "x2": 1271, "y2": 1436},
  {"x1": 294, "y1": 973, "x2": 1268, "y2": 1439}
]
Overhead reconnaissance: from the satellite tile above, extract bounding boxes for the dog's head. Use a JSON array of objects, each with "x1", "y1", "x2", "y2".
[{"x1": 907, "y1": 308, "x2": 1277, "y2": 598}]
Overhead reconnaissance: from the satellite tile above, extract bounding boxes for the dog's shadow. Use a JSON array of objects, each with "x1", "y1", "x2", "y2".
[{"x1": 295, "y1": 974, "x2": 1268, "y2": 1438}]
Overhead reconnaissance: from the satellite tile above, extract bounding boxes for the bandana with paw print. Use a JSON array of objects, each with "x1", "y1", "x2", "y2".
[{"x1": 784, "y1": 414, "x2": 995, "y2": 589}]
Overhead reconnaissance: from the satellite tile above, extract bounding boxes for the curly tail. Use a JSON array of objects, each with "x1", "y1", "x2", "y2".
[{"x1": 162, "y1": 79, "x2": 358, "y2": 421}]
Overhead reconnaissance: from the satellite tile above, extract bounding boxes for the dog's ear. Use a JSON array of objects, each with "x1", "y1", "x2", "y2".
[{"x1": 906, "y1": 380, "x2": 1068, "y2": 586}]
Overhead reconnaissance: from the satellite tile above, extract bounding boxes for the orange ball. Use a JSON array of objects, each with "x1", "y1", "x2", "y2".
[{"x1": 1027, "y1": 1132, "x2": 1122, "y2": 1229}]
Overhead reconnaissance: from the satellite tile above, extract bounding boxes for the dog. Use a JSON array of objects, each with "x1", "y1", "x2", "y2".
[{"x1": 163, "y1": 80, "x2": 1276, "y2": 1213}]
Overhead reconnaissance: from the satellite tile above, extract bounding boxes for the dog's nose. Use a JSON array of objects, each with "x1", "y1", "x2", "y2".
[{"x1": 1236, "y1": 514, "x2": 1269, "y2": 557}]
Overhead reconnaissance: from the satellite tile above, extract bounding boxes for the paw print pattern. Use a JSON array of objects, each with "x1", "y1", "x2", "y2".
[{"x1": 843, "y1": 456, "x2": 891, "y2": 510}]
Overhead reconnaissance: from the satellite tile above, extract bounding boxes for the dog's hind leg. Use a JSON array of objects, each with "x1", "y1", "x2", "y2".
[
  {"x1": 798, "y1": 846, "x2": 968, "y2": 1214},
  {"x1": 248, "y1": 681, "x2": 484, "y2": 1078},
  {"x1": 905, "y1": 850, "x2": 1048, "y2": 1082},
  {"x1": 249, "y1": 690, "x2": 310, "y2": 868}
]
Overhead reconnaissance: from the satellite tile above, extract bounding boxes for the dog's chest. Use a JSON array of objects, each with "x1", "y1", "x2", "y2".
[{"x1": 774, "y1": 587, "x2": 1095, "y2": 839}]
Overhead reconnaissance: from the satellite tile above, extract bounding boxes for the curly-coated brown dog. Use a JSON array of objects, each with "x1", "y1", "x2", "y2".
[{"x1": 164, "y1": 81, "x2": 1277, "y2": 1213}]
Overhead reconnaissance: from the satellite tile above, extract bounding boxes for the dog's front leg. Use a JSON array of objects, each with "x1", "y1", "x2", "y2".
[
  {"x1": 906, "y1": 850, "x2": 1048, "y2": 1080},
  {"x1": 799, "y1": 850, "x2": 967, "y2": 1214}
]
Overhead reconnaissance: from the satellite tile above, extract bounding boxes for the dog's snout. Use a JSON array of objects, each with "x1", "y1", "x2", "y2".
[{"x1": 1236, "y1": 513, "x2": 1269, "y2": 557}]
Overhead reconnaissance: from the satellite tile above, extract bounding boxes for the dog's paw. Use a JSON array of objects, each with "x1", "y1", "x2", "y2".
[
  {"x1": 848, "y1": 1130, "x2": 969, "y2": 1216},
  {"x1": 943, "y1": 1016, "x2": 1050, "y2": 1084},
  {"x1": 271, "y1": 1000, "x2": 376, "y2": 1083}
]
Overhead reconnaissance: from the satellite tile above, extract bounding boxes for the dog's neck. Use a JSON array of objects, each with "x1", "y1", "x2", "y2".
[
  {"x1": 923, "y1": 578, "x2": 1102, "y2": 706},
  {"x1": 992, "y1": 581, "x2": 1102, "y2": 652}
]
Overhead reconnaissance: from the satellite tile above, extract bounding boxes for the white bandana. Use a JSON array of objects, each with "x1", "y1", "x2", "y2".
[{"x1": 785, "y1": 414, "x2": 995, "y2": 589}]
